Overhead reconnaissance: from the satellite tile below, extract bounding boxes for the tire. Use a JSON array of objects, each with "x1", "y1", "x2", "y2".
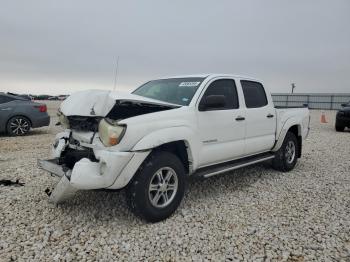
[
  {"x1": 272, "y1": 131, "x2": 299, "y2": 172},
  {"x1": 335, "y1": 121, "x2": 345, "y2": 132},
  {"x1": 6, "y1": 116, "x2": 31, "y2": 136},
  {"x1": 126, "y1": 151, "x2": 186, "y2": 222}
]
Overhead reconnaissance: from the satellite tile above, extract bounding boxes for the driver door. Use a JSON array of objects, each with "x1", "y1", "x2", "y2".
[{"x1": 196, "y1": 78, "x2": 246, "y2": 167}]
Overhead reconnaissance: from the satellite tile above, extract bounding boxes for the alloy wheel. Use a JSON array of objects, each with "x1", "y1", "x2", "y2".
[
  {"x1": 148, "y1": 167, "x2": 178, "y2": 208},
  {"x1": 9, "y1": 117, "x2": 30, "y2": 135},
  {"x1": 285, "y1": 141, "x2": 296, "y2": 164}
]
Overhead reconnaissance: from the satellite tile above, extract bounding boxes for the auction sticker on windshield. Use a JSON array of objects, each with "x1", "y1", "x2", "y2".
[{"x1": 179, "y1": 82, "x2": 201, "y2": 87}]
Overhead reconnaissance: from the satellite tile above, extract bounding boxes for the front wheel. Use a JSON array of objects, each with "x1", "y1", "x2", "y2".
[
  {"x1": 272, "y1": 131, "x2": 299, "y2": 172},
  {"x1": 126, "y1": 151, "x2": 186, "y2": 222}
]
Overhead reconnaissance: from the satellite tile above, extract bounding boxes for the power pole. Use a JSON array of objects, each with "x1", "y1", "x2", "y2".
[{"x1": 291, "y1": 83, "x2": 296, "y2": 94}]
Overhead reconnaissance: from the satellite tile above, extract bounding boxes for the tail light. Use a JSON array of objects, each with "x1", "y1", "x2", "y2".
[{"x1": 34, "y1": 104, "x2": 47, "y2": 112}]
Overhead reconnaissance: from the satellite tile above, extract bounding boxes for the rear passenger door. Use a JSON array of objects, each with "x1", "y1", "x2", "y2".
[
  {"x1": 240, "y1": 80, "x2": 276, "y2": 155},
  {"x1": 196, "y1": 78, "x2": 246, "y2": 167}
]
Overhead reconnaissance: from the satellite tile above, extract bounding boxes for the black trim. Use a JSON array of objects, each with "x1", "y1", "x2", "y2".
[
  {"x1": 235, "y1": 117, "x2": 245, "y2": 121},
  {"x1": 274, "y1": 105, "x2": 308, "y2": 109}
]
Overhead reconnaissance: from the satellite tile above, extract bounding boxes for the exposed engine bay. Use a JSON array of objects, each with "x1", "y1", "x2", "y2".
[
  {"x1": 106, "y1": 100, "x2": 179, "y2": 120},
  {"x1": 62, "y1": 100, "x2": 179, "y2": 132},
  {"x1": 66, "y1": 116, "x2": 101, "y2": 132}
]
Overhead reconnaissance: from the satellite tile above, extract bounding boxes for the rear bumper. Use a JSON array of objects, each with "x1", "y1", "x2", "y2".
[{"x1": 32, "y1": 114, "x2": 50, "y2": 128}]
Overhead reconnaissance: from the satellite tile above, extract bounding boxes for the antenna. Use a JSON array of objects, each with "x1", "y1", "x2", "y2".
[{"x1": 113, "y1": 56, "x2": 120, "y2": 91}]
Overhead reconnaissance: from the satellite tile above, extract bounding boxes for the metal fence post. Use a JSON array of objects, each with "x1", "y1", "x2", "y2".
[{"x1": 330, "y1": 95, "x2": 334, "y2": 110}]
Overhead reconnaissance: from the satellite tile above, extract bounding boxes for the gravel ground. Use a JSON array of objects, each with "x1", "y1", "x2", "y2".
[{"x1": 0, "y1": 108, "x2": 349, "y2": 261}]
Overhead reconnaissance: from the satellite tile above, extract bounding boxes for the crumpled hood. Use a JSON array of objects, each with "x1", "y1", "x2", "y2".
[{"x1": 60, "y1": 89, "x2": 178, "y2": 117}]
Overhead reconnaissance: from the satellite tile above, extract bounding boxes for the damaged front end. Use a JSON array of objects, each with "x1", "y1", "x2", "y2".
[
  {"x1": 38, "y1": 132, "x2": 98, "y2": 203},
  {"x1": 38, "y1": 90, "x2": 177, "y2": 203},
  {"x1": 38, "y1": 131, "x2": 139, "y2": 203}
]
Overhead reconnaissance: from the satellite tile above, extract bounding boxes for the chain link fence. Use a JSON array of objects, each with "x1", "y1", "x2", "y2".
[{"x1": 272, "y1": 93, "x2": 350, "y2": 110}]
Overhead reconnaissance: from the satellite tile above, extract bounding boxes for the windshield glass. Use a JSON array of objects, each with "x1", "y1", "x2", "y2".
[{"x1": 132, "y1": 77, "x2": 205, "y2": 106}]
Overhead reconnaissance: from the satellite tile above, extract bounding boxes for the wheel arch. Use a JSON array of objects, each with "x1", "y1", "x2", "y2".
[
  {"x1": 272, "y1": 120, "x2": 302, "y2": 158},
  {"x1": 7, "y1": 114, "x2": 32, "y2": 125},
  {"x1": 132, "y1": 126, "x2": 199, "y2": 173},
  {"x1": 151, "y1": 140, "x2": 191, "y2": 174}
]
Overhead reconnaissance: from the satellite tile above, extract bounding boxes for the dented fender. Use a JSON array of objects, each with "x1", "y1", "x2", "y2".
[{"x1": 132, "y1": 126, "x2": 200, "y2": 170}]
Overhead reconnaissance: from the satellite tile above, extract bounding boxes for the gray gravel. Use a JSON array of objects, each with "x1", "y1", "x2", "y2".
[{"x1": 0, "y1": 109, "x2": 349, "y2": 261}]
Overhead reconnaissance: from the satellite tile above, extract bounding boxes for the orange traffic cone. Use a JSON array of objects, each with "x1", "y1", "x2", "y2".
[{"x1": 321, "y1": 111, "x2": 327, "y2": 123}]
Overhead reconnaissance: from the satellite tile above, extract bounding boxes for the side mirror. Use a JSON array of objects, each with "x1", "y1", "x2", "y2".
[
  {"x1": 341, "y1": 103, "x2": 348, "y2": 107},
  {"x1": 199, "y1": 95, "x2": 226, "y2": 111}
]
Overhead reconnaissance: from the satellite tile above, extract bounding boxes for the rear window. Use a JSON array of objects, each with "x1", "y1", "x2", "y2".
[
  {"x1": 241, "y1": 80, "x2": 268, "y2": 108},
  {"x1": 0, "y1": 95, "x2": 15, "y2": 104}
]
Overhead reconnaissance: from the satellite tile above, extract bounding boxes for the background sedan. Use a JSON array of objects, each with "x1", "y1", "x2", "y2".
[{"x1": 0, "y1": 92, "x2": 50, "y2": 136}]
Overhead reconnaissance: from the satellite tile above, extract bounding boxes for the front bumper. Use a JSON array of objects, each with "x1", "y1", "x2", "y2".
[
  {"x1": 38, "y1": 159, "x2": 67, "y2": 178},
  {"x1": 38, "y1": 132, "x2": 150, "y2": 203}
]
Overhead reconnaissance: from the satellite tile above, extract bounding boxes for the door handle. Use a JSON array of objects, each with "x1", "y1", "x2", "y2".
[
  {"x1": 235, "y1": 116, "x2": 245, "y2": 121},
  {"x1": 267, "y1": 114, "x2": 274, "y2": 118}
]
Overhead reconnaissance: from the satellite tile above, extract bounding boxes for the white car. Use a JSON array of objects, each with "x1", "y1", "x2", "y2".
[{"x1": 38, "y1": 74, "x2": 310, "y2": 222}]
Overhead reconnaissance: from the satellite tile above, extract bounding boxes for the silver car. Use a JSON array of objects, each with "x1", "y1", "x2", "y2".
[{"x1": 0, "y1": 92, "x2": 50, "y2": 136}]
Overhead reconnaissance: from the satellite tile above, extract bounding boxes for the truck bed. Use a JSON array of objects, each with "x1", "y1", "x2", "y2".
[{"x1": 275, "y1": 107, "x2": 310, "y2": 143}]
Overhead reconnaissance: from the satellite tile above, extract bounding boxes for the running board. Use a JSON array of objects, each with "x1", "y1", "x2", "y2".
[{"x1": 193, "y1": 153, "x2": 275, "y2": 178}]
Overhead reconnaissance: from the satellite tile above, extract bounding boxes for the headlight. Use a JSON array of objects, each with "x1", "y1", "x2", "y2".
[
  {"x1": 98, "y1": 118, "x2": 126, "y2": 147},
  {"x1": 57, "y1": 110, "x2": 70, "y2": 129}
]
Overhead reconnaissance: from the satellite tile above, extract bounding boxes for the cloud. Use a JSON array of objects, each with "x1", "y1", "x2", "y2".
[{"x1": 0, "y1": 0, "x2": 349, "y2": 95}]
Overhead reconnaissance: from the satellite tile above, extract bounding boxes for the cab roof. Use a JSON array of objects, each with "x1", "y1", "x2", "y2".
[{"x1": 159, "y1": 73, "x2": 262, "y2": 82}]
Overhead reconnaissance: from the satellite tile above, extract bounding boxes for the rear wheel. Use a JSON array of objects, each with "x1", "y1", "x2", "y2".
[
  {"x1": 6, "y1": 116, "x2": 31, "y2": 136},
  {"x1": 126, "y1": 151, "x2": 186, "y2": 222},
  {"x1": 335, "y1": 121, "x2": 345, "y2": 132},
  {"x1": 272, "y1": 131, "x2": 299, "y2": 172}
]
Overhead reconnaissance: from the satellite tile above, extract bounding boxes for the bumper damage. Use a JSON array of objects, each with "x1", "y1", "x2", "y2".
[
  {"x1": 46, "y1": 175, "x2": 78, "y2": 204},
  {"x1": 38, "y1": 133, "x2": 150, "y2": 203},
  {"x1": 38, "y1": 159, "x2": 76, "y2": 203}
]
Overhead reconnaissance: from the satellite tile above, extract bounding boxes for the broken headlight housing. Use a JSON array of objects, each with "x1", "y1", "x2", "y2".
[
  {"x1": 57, "y1": 110, "x2": 70, "y2": 129},
  {"x1": 98, "y1": 118, "x2": 126, "y2": 147}
]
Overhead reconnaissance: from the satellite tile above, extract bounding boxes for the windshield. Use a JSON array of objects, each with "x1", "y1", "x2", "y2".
[{"x1": 132, "y1": 77, "x2": 205, "y2": 106}]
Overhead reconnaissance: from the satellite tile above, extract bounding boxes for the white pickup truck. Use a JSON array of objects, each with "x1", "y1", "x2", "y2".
[{"x1": 38, "y1": 74, "x2": 310, "y2": 222}]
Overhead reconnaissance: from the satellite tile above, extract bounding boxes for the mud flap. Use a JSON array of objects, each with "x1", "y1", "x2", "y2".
[{"x1": 49, "y1": 175, "x2": 78, "y2": 204}]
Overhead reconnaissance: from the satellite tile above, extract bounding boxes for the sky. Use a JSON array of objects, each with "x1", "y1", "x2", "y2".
[{"x1": 0, "y1": 0, "x2": 349, "y2": 95}]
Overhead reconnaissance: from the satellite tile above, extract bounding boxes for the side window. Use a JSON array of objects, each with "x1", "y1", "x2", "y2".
[
  {"x1": 0, "y1": 95, "x2": 15, "y2": 104},
  {"x1": 241, "y1": 80, "x2": 268, "y2": 108},
  {"x1": 199, "y1": 79, "x2": 239, "y2": 110}
]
